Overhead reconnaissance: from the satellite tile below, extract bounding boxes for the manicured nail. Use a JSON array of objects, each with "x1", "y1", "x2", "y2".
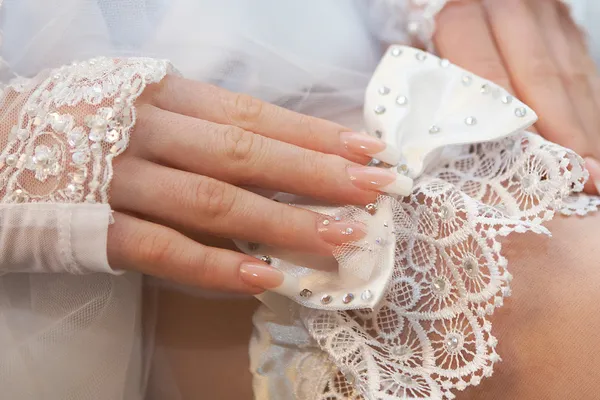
[
  {"x1": 584, "y1": 157, "x2": 600, "y2": 194},
  {"x1": 318, "y1": 220, "x2": 366, "y2": 245},
  {"x1": 239, "y1": 262, "x2": 284, "y2": 290},
  {"x1": 340, "y1": 132, "x2": 401, "y2": 165},
  {"x1": 347, "y1": 166, "x2": 413, "y2": 196}
]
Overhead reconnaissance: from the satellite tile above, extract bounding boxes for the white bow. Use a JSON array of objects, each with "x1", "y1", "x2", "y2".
[
  {"x1": 247, "y1": 46, "x2": 538, "y2": 311},
  {"x1": 364, "y1": 45, "x2": 537, "y2": 178}
]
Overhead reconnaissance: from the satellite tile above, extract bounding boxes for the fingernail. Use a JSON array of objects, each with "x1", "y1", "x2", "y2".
[
  {"x1": 318, "y1": 219, "x2": 366, "y2": 245},
  {"x1": 340, "y1": 132, "x2": 401, "y2": 165},
  {"x1": 584, "y1": 157, "x2": 600, "y2": 193},
  {"x1": 347, "y1": 166, "x2": 413, "y2": 196},
  {"x1": 239, "y1": 262, "x2": 284, "y2": 290}
]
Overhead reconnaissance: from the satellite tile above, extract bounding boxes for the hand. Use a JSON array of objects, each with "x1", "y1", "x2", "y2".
[
  {"x1": 107, "y1": 75, "x2": 410, "y2": 294},
  {"x1": 434, "y1": 0, "x2": 600, "y2": 194}
]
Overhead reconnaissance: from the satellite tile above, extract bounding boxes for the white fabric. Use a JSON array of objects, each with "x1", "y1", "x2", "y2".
[{"x1": 0, "y1": 1, "x2": 599, "y2": 400}]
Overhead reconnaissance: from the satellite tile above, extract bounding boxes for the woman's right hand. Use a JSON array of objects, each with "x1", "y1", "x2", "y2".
[{"x1": 107, "y1": 75, "x2": 411, "y2": 294}]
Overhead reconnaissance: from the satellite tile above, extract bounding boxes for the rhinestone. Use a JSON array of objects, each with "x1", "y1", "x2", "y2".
[
  {"x1": 481, "y1": 84, "x2": 491, "y2": 94},
  {"x1": 465, "y1": 116, "x2": 477, "y2": 126},
  {"x1": 439, "y1": 58, "x2": 451, "y2": 68},
  {"x1": 432, "y1": 277, "x2": 446, "y2": 292},
  {"x1": 429, "y1": 125, "x2": 441, "y2": 134},
  {"x1": 375, "y1": 130, "x2": 383, "y2": 138},
  {"x1": 13, "y1": 189, "x2": 25, "y2": 203},
  {"x1": 72, "y1": 151, "x2": 87, "y2": 165},
  {"x1": 334, "y1": 216, "x2": 342, "y2": 221},
  {"x1": 395, "y1": 374, "x2": 413, "y2": 385},
  {"x1": 462, "y1": 75, "x2": 472, "y2": 86},
  {"x1": 397, "y1": 164, "x2": 408, "y2": 174},
  {"x1": 322, "y1": 219, "x2": 330, "y2": 226},
  {"x1": 390, "y1": 47, "x2": 402, "y2": 57},
  {"x1": 374, "y1": 105, "x2": 386, "y2": 115},
  {"x1": 343, "y1": 371, "x2": 355, "y2": 385},
  {"x1": 375, "y1": 237, "x2": 384, "y2": 245},
  {"x1": 321, "y1": 294, "x2": 333, "y2": 305},
  {"x1": 342, "y1": 293, "x2": 354, "y2": 304},
  {"x1": 378, "y1": 86, "x2": 390, "y2": 95},
  {"x1": 501, "y1": 95, "x2": 513, "y2": 104},
  {"x1": 5, "y1": 155, "x2": 17, "y2": 166},
  {"x1": 415, "y1": 52, "x2": 427, "y2": 61},
  {"x1": 343, "y1": 228, "x2": 354, "y2": 235},
  {"x1": 248, "y1": 243, "x2": 259, "y2": 251},
  {"x1": 299, "y1": 289, "x2": 313, "y2": 298},
  {"x1": 407, "y1": 21, "x2": 419, "y2": 34},
  {"x1": 383, "y1": 222, "x2": 389, "y2": 228},
  {"x1": 515, "y1": 107, "x2": 527, "y2": 117},
  {"x1": 365, "y1": 203, "x2": 377, "y2": 215},
  {"x1": 445, "y1": 333, "x2": 461, "y2": 351},
  {"x1": 439, "y1": 204, "x2": 454, "y2": 220},
  {"x1": 361, "y1": 289, "x2": 373, "y2": 300},
  {"x1": 395, "y1": 95, "x2": 408, "y2": 106},
  {"x1": 463, "y1": 257, "x2": 478, "y2": 276},
  {"x1": 259, "y1": 255, "x2": 272, "y2": 265},
  {"x1": 391, "y1": 345, "x2": 409, "y2": 357}
]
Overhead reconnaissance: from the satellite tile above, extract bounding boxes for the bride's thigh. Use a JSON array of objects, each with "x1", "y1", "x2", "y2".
[
  {"x1": 461, "y1": 213, "x2": 600, "y2": 399},
  {"x1": 149, "y1": 289, "x2": 259, "y2": 400}
]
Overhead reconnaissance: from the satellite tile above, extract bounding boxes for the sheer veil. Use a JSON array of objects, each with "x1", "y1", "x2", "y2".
[{"x1": 0, "y1": 0, "x2": 599, "y2": 399}]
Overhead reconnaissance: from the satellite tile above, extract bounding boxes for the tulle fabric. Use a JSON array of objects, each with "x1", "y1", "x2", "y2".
[{"x1": 0, "y1": 1, "x2": 599, "y2": 399}]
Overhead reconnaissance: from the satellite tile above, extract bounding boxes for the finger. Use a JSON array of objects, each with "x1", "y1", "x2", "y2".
[
  {"x1": 142, "y1": 75, "x2": 400, "y2": 165},
  {"x1": 434, "y1": 0, "x2": 515, "y2": 93},
  {"x1": 484, "y1": 0, "x2": 587, "y2": 151},
  {"x1": 111, "y1": 158, "x2": 368, "y2": 256},
  {"x1": 107, "y1": 212, "x2": 281, "y2": 293},
  {"x1": 132, "y1": 105, "x2": 411, "y2": 204},
  {"x1": 534, "y1": 1, "x2": 600, "y2": 151}
]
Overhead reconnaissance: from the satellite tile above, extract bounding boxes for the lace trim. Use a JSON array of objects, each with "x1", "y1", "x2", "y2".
[
  {"x1": 0, "y1": 57, "x2": 171, "y2": 204},
  {"x1": 298, "y1": 132, "x2": 591, "y2": 400}
]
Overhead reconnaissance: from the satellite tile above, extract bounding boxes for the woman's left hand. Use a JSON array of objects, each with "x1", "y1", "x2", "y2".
[{"x1": 434, "y1": 0, "x2": 600, "y2": 194}]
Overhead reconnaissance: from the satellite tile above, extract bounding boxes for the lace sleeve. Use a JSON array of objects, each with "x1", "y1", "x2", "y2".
[{"x1": 0, "y1": 57, "x2": 171, "y2": 274}]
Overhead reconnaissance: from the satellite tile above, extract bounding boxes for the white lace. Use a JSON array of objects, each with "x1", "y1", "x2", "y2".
[
  {"x1": 286, "y1": 132, "x2": 590, "y2": 400},
  {"x1": 0, "y1": 57, "x2": 170, "y2": 205}
]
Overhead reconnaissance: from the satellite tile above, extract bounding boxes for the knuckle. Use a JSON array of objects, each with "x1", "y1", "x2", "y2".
[
  {"x1": 194, "y1": 250, "x2": 219, "y2": 285},
  {"x1": 563, "y1": 70, "x2": 589, "y2": 91},
  {"x1": 525, "y1": 57, "x2": 560, "y2": 86},
  {"x1": 223, "y1": 92, "x2": 264, "y2": 128},
  {"x1": 134, "y1": 227, "x2": 175, "y2": 266},
  {"x1": 223, "y1": 126, "x2": 260, "y2": 162},
  {"x1": 191, "y1": 178, "x2": 237, "y2": 219}
]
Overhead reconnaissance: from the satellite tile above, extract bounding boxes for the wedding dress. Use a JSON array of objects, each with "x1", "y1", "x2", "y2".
[{"x1": 0, "y1": 1, "x2": 599, "y2": 399}]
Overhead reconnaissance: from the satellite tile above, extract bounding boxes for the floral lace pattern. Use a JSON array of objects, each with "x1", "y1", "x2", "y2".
[
  {"x1": 297, "y1": 132, "x2": 590, "y2": 399},
  {"x1": 0, "y1": 57, "x2": 170, "y2": 204}
]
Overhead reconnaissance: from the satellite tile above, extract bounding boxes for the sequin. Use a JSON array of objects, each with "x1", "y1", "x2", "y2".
[
  {"x1": 361, "y1": 290, "x2": 373, "y2": 301},
  {"x1": 390, "y1": 47, "x2": 402, "y2": 57},
  {"x1": 378, "y1": 86, "x2": 390, "y2": 95},
  {"x1": 321, "y1": 295, "x2": 333, "y2": 304},
  {"x1": 374, "y1": 105, "x2": 386, "y2": 115},
  {"x1": 501, "y1": 95, "x2": 513, "y2": 104},
  {"x1": 415, "y1": 52, "x2": 427, "y2": 61},
  {"x1": 462, "y1": 75, "x2": 472, "y2": 86},
  {"x1": 439, "y1": 59, "x2": 450, "y2": 68},
  {"x1": 300, "y1": 289, "x2": 313, "y2": 298}
]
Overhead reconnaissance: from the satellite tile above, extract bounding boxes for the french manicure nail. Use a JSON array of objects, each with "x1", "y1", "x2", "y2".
[
  {"x1": 340, "y1": 132, "x2": 401, "y2": 165},
  {"x1": 239, "y1": 262, "x2": 284, "y2": 290},
  {"x1": 584, "y1": 157, "x2": 600, "y2": 194},
  {"x1": 347, "y1": 166, "x2": 413, "y2": 196},
  {"x1": 318, "y1": 220, "x2": 366, "y2": 245}
]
